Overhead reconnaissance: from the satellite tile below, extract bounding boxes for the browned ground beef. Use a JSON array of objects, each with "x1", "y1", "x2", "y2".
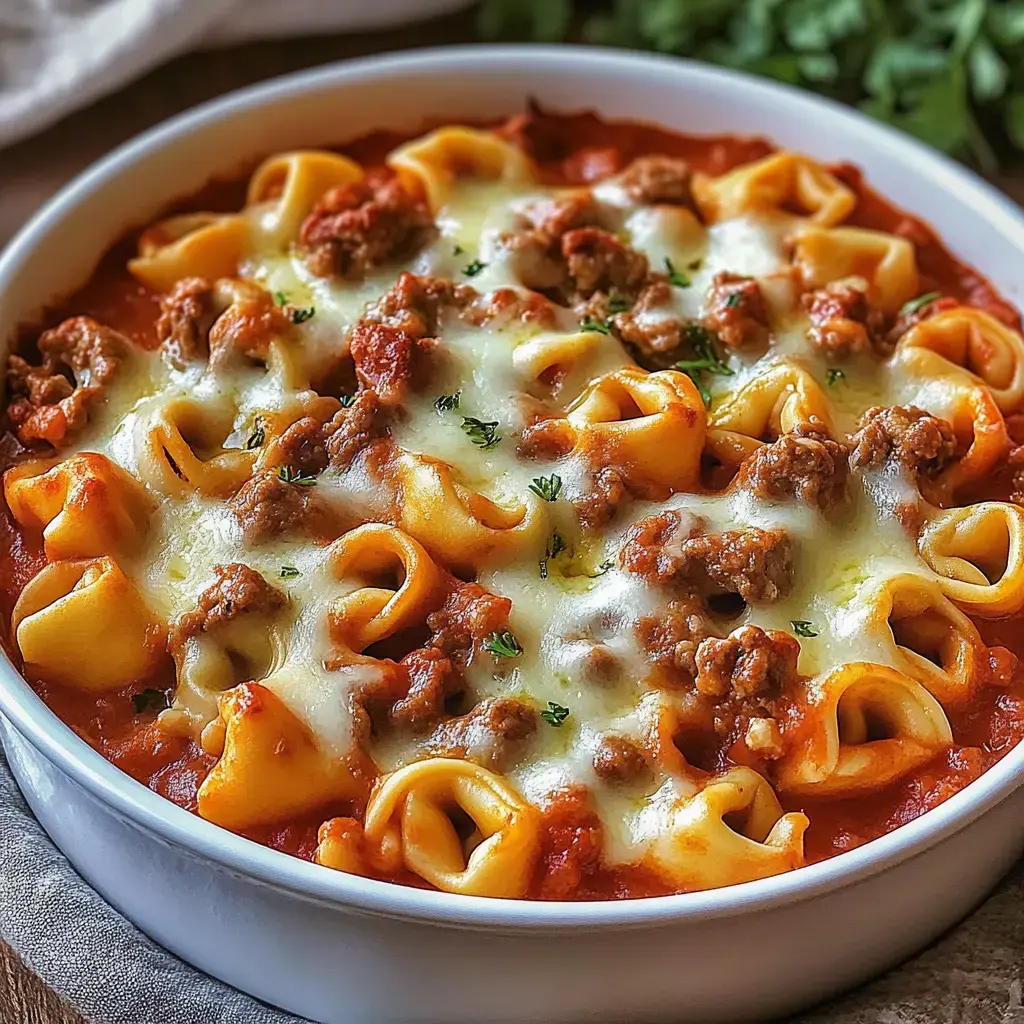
[
  {"x1": 849, "y1": 405, "x2": 957, "y2": 482},
  {"x1": 227, "y1": 469, "x2": 320, "y2": 545},
  {"x1": 425, "y1": 697, "x2": 537, "y2": 769},
  {"x1": 592, "y1": 734, "x2": 652, "y2": 784},
  {"x1": 561, "y1": 227, "x2": 649, "y2": 300},
  {"x1": 348, "y1": 322, "x2": 436, "y2": 407},
  {"x1": 694, "y1": 625, "x2": 800, "y2": 698},
  {"x1": 169, "y1": 563, "x2": 285, "y2": 648},
  {"x1": 621, "y1": 510, "x2": 793, "y2": 602},
  {"x1": 617, "y1": 155, "x2": 695, "y2": 208},
  {"x1": 703, "y1": 272, "x2": 770, "y2": 351},
  {"x1": 7, "y1": 316, "x2": 125, "y2": 446},
  {"x1": 300, "y1": 174, "x2": 434, "y2": 279},
  {"x1": 735, "y1": 422, "x2": 850, "y2": 510},
  {"x1": 802, "y1": 281, "x2": 888, "y2": 360}
]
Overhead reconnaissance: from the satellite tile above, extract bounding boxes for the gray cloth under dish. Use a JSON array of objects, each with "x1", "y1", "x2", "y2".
[{"x1": 1, "y1": 743, "x2": 1022, "y2": 1024}]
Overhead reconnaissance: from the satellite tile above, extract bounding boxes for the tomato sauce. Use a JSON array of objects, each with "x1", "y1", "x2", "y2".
[{"x1": 5, "y1": 111, "x2": 1024, "y2": 899}]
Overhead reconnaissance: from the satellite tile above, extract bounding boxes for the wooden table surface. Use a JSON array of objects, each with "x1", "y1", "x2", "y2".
[{"x1": 3, "y1": 12, "x2": 1024, "y2": 1024}]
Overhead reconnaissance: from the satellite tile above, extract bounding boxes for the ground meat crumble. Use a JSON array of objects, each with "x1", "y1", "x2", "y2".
[
  {"x1": 621, "y1": 510, "x2": 794, "y2": 603},
  {"x1": 849, "y1": 405, "x2": 957, "y2": 483},
  {"x1": 735, "y1": 421, "x2": 850, "y2": 511}
]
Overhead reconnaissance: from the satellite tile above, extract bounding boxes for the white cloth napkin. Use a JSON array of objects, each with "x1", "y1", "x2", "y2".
[
  {"x1": 2, "y1": 742, "x2": 1023, "y2": 1023},
  {"x1": 0, "y1": 0, "x2": 470, "y2": 151}
]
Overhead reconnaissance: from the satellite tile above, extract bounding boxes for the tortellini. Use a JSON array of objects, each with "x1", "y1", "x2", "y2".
[
  {"x1": 363, "y1": 758, "x2": 540, "y2": 898},
  {"x1": 13, "y1": 557, "x2": 163, "y2": 691}
]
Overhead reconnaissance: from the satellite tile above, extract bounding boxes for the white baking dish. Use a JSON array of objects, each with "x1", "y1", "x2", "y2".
[{"x1": 2, "y1": 46, "x2": 1024, "y2": 1024}]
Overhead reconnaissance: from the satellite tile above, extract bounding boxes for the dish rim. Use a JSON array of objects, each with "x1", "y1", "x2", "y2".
[{"x1": 2, "y1": 42, "x2": 1024, "y2": 930}]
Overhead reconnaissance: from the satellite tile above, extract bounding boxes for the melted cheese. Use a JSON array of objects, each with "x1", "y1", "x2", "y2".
[{"x1": 33, "y1": 134, "x2": 1009, "y2": 875}]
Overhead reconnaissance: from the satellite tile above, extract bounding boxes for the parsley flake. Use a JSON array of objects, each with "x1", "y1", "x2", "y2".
[
  {"x1": 588, "y1": 560, "x2": 614, "y2": 578},
  {"x1": 607, "y1": 295, "x2": 631, "y2": 314},
  {"x1": 435, "y1": 391, "x2": 462, "y2": 414},
  {"x1": 579, "y1": 317, "x2": 613, "y2": 335},
  {"x1": 724, "y1": 292, "x2": 744, "y2": 308},
  {"x1": 339, "y1": 394, "x2": 356, "y2": 408},
  {"x1": 280, "y1": 566, "x2": 301, "y2": 579},
  {"x1": 462, "y1": 259, "x2": 487, "y2": 277},
  {"x1": 675, "y1": 322, "x2": 732, "y2": 408},
  {"x1": 664, "y1": 256, "x2": 691, "y2": 288},
  {"x1": 277, "y1": 465, "x2": 317, "y2": 486},
  {"x1": 244, "y1": 416, "x2": 265, "y2": 450},
  {"x1": 539, "y1": 530, "x2": 567, "y2": 579},
  {"x1": 452, "y1": 244, "x2": 465, "y2": 256},
  {"x1": 132, "y1": 688, "x2": 168, "y2": 714},
  {"x1": 791, "y1": 619, "x2": 819, "y2": 638},
  {"x1": 826, "y1": 367, "x2": 846, "y2": 386},
  {"x1": 529, "y1": 474, "x2": 562, "y2": 502},
  {"x1": 540, "y1": 701, "x2": 570, "y2": 727},
  {"x1": 461, "y1": 417, "x2": 501, "y2": 449},
  {"x1": 484, "y1": 630, "x2": 523, "y2": 658},
  {"x1": 273, "y1": 289, "x2": 314, "y2": 323},
  {"x1": 899, "y1": 291, "x2": 942, "y2": 317}
]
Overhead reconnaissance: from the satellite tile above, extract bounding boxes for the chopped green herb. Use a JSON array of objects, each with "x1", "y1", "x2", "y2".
[
  {"x1": 588, "y1": 560, "x2": 614, "y2": 578},
  {"x1": 339, "y1": 394, "x2": 356, "y2": 408},
  {"x1": 244, "y1": 416, "x2": 265, "y2": 450},
  {"x1": 461, "y1": 417, "x2": 501, "y2": 449},
  {"x1": 452, "y1": 244, "x2": 465, "y2": 256},
  {"x1": 484, "y1": 630, "x2": 523, "y2": 658},
  {"x1": 607, "y1": 295, "x2": 631, "y2": 314},
  {"x1": 547, "y1": 531, "x2": 566, "y2": 559},
  {"x1": 529, "y1": 474, "x2": 562, "y2": 502},
  {"x1": 724, "y1": 292, "x2": 744, "y2": 308},
  {"x1": 791, "y1": 619, "x2": 819, "y2": 638},
  {"x1": 664, "y1": 256, "x2": 690, "y2": 288},
  {"x1": 675, "y1": 321, "x2": 732, "y2": 408},
  {"x1": 289, "y1": 306, "x2": 316, "y2": 324},
  {"x1": 462, "y1": 259, "x2": 487, "y2": 277},
  {"x1": 899, "y1": 291, "x2": 942, "y2": 317},
  {"x1": 132, "y1": 688, "x2": 168, "y2": 714},
  {"x1": 686, "y1": 374, "x2": 713, "y2": 408},
  {"x1": 579, "y1": 317, "x2": 612, "y2": 335},
  {"x1": 826, "y1": 367, "x2": 846, "y2": 386},
  {"x1": 435, "y1": 391, "x2": 462, "y2": 414},
  {"x1": 539, "y1": 529, "x2": 567, "y2": 579},
  {"x1": 280, "y1": 566, "x2": 301, "y2": 579},
  {"x1": 540, "y1": 701, "x2": 570, "y2": 727},
  {"x1": 477, "y1": 2, "x2": 1021, "y2": 172},
  {"x1": 678, "y1": 323, "x2": 733, "y2": 375},
  {"x1": 273, "y1": 289, "x2": 314, "y2": 323},
  {"x1": 277, "y1": 465, "x2": 317, "y2": 486}
]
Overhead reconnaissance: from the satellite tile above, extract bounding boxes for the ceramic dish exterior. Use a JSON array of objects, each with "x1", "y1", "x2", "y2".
[{"x1": 1, "y1": 46, "x2": 1024, "y2": 1024}]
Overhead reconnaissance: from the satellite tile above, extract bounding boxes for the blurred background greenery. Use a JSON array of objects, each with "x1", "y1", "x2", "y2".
[{"x1": 477, "y1": 0, "x2": 1024, "y2": 171}]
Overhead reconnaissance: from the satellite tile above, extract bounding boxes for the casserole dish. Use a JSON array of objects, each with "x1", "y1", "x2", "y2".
[{"x1": 2, "y1": 44, "x2": 1024, "y2": 1023}]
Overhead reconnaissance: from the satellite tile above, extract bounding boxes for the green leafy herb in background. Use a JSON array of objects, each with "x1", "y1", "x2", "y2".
[{"x1": 478, "y1": 0, "x2": 1024, "y2": 170}]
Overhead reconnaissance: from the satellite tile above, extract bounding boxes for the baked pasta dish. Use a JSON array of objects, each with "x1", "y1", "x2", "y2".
[{"x1": 3, "y1": 110, "x2": 1024, "y2": 900}]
